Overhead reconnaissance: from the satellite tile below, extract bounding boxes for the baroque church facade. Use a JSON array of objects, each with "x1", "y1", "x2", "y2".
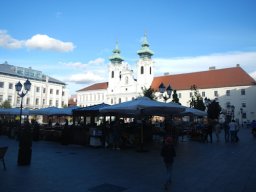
[{"x1": 76, "y1": 35, "x2": 256, "y2": 122}]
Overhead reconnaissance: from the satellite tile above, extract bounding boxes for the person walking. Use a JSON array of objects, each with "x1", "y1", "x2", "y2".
[
  {"x1": 161, "y1": 136, "x2": 176, "y2": 190},
  {"x1": 229, "y1": 120, "x2": 238, "y2": 143}
]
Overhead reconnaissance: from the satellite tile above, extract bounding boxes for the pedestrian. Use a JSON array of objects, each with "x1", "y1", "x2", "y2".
[
  {"x1": 223, "y1": 121, "x2": 230, "y2": 142},
  {"x1": 229, "y1": 120, "x2": 238, "y2": 142},
  {"x1": 161, "y1": 136, "x2": 176, "y2": 190},
  {"x1": 214, "y1": 122, "x2": 221, "y2": 142}
]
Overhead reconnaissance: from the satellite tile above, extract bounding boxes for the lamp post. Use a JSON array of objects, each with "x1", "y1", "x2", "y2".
[
  {"x1": 240, "y1": 108, "x2": 243, "y2": 128},
  {"x1": 158, "y1": 82, "x2": 172, "y2": 102},
  {"x1": 15, "y1": 79, "x2": 32, "y2": 166}
]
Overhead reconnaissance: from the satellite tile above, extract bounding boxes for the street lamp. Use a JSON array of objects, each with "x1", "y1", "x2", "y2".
[
  {"x1": 240, "y1": 108, "x2": 243, "y2": 128},
  {"x1": 158, "y1": 82, "x2": 172, "y2": 102},
  {"x1": 15, "y1": 79, "x2": 32, "y2": 166},
  {"x1": 15, "y1": 79, "x2": 31, "y2": 126}
]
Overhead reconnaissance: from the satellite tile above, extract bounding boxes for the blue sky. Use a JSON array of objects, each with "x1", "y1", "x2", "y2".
[{"x1": 1, "y1": 0, "x2": 256, "y2": 95}]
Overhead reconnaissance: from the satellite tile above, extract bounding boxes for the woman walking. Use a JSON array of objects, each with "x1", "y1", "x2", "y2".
[{"x1": 161, "y1": 136, "x2": 176, "y2": 190}]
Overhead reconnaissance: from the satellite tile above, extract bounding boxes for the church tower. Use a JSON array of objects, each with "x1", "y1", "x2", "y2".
[{"x1": 136, "y1": 34, "x2": 154, "y2": 92}]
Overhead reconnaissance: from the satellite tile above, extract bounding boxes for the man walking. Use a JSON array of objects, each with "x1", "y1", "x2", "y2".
[{"x1": 161, "y1": 136, "x2": 176, "y2": 190}]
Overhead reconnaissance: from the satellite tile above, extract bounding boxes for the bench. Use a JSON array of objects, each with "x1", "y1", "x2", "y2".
[{"x1": 0, "y1": 146, "x2": 8, "y2": 170}]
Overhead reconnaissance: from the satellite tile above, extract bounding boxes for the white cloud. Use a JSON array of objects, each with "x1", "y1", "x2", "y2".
[
  {"x1": 250, "y1": 71, "x2": 256, "y2": 79},
  {"x1": 25, "y1": 34, "x2": 74, "y2": 52},
  {"x1": 154, "y1": 51, "x2": 256, "y2": 77},
  {"x1": 65, "y1": 71, "x2": 105, "y2": 84},
  {"x1": 0, "y1": 30, "x2": 75, "y2": 52},
  {"x1": 0, "y1": 30, "x2": 23, "y2": 48}
]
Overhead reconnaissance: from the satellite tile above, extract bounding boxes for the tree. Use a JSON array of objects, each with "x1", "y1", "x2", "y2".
[
  {"x1": 171, "y1": 90, "x2": 180, "y2": 104},
  {"x1": 189, "y1": 85, "x2": 206, "y2": 111},
  {"x1": 142, "y1": 87, "x2": 156, "y2": 100},
  {"x1": 0, "y1": 100, "x2": 11, "y2": 108},
  {"x1": 207, "y1": 99, "x2": 222, "y2": 120}
]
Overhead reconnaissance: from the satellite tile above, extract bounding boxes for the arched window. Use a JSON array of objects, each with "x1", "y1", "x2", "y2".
[
  {"x1": 140, "y1": 66, "x2": 144, "y2": 74},
  {"x1": 111, "y1": 71, "x2": 114, "y2": 78}
]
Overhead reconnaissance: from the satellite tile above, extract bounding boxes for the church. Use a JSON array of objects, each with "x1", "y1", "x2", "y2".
[{"x1": 76, "y1": 35, "x2": 256, "y2": 122}]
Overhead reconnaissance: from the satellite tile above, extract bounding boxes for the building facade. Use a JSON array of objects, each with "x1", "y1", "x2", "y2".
[
  {"x1": 0, "y1": 62, "x2": 69, "y2": 109},
  {"x1": 76, "y1": 35, "x2": 256, "y2": 122}
]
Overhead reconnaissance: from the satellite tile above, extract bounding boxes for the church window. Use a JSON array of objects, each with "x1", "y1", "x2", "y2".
[
  {"x1": 141, "y1": 66, "x2": 144, "y2": 74},
  {"x1": 111, "y1": 71, "x2": 114, "y2": 78}
]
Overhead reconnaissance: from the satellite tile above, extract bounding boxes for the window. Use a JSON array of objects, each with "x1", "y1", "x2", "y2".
[
  {"x1": 241, "y1": 89, "x2": 245, "y2": 95},
  {"x1": 36, "y1": 87, "x2": 40, "y2": 93},
  {"x1": 150, "y1": 67, "x2": 152, "y2": 74},
  {"x1": 178, "y1": 93, "x2": 182, "y2": 98},
  {"x1": 202, "y1": 92, "x2": 205, "y2": 97},
  {"x1": 242, "y1": 112, "x2": 247, "y2": 119},
  {"x1": 189, "y1": 92, "x2": 193, "y2": 97},
  {"x1": 50, "y1": 89, "x2": 53, "y2": 94},
  {"x1": 8, "y1": 95, "x2": 12, "y2": 103},
  {"x1": 26, "y1": 98, "x2": 30, "y2": 105},
  {"x1": 226, "y1": 90, "x2": 230, "y2": 96},
  {"x1": 62, "y1": 101, "x2": 64, "y2": 107},
  {"x1": 35, "y1": 98, "x2": 39, "y2": 105},
  {"x1": 43, "y1": 99, "x2": 45, "y2": 105},
  {"x1": 9, "y1": 83, "x2": 13, "y2": 89},
  {"x1": 43, "y1": 88, "x2": 46, "y2": 93},
  {"x1": 111, "y1": 71, "x2": 114, "y2": 78},
  {"x1": 214, "y1": 91, "x2": 218, "y2": 97},
  {"x1": 49, "y1": 100, "x2": 52, "y2": 106},
  {"x1": 56, "y1": 100, "x2": 59, "y2": 107},
  {"x1": 119, "y1": 98, "x2": 121, "y2": 103},
  {"x1": 0, "y1": 82, "x2": 4, "y2": 88},
  {"x1": 62, "y1": 91, "x2": 65, "y2": 96},
  {"x1": 242, "y1": 103, "x2": 246, "y2": 108},
  {"x1": 56, "y1": 90, "x2": 59, "y2": 95},
  {"x1": 125, "y1": 76, "x2": 128, "y2": 84},
  {"x1": 140, "y1": 66, "x2": 144, "y2": 74},
  {"x1": 0, "y1": 95, "x2": 3, "y2": 102},
  {"x1": 17, "y1": 97, "x2": 20, "y2": 105}
]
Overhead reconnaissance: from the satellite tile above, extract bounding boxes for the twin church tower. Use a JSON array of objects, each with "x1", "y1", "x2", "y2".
[{"x1": 106, "y1": 34, "x2": 155, "y2": 104}]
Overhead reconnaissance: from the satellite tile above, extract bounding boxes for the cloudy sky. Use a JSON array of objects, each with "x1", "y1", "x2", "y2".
[{"x1": 0, "y1": 0, "x2": 256, "y2": 95}]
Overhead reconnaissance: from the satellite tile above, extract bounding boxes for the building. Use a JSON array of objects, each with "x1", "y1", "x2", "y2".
[
  {"x1": 0, "y1": 62, "x2": 69, "y2": 109},
  {"x1": 76, "y1": 35, "x2": 256, "y2": 122}
]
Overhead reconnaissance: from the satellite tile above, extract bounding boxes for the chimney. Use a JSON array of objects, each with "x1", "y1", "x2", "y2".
[
  {"x1": 236, "y1": 64, "x2": 240, "y2": 67},
  {"x1": 209, "y1": 66, "x2": 216, "y2": 70}
]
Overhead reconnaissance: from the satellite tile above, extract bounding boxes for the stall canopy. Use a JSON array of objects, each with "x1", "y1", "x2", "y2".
[
  {"x1": 99, "y1": 97, "x2": 186, "y2": 117},
  {"x1": 0, "y1": 108, "x2": 30, "y2": 116},
  {"x1": 73, "y1": 103, "x2": 110, "y2": 116},
  {"x1": 181, "y1": 107, "x2": 207, "y2": 117},
  {"x1": 29, "y1": 106, "x2": 79, "y2": 116}
]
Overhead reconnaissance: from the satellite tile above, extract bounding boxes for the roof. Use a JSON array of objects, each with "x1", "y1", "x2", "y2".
[
  {"x1": 151, "y1": 66, "x2": 256, "y2": 91},
  {"x1": 77, "y1": 82, "x2": 108, "y2": 92},
  {"x1": 0, "y1": 62, "x2": 65, "y2": 85}
]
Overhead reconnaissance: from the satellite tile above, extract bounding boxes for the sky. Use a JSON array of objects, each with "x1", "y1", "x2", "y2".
[{"x1": 0, "y1": 0, "x2": 256, "y2": 96}]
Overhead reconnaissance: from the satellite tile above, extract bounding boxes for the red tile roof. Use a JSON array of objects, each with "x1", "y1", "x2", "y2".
[
  {"x1": 77, "y1": 82, "x2": 108, "y2": 92},
  {"x1": 151, "y1": 66, "x2": 256, "y2": 91}
]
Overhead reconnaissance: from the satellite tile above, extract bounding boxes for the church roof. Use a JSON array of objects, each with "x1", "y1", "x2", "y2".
[
  {"x1": 77, "y1": 82, "x2": 108, "y2": 92},
  {"x1": 151, "y1": 66, "x2": 256, "y2": 91}
]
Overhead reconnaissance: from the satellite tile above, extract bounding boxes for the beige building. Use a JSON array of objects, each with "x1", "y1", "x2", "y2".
[{"x1": 0, "y1": 62, "x2": 69, "y2": 109}]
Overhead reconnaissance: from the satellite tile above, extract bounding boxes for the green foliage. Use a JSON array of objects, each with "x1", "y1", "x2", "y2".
[
  {"x1": 207, "y1": 100, "x2": 222, "y2": 119},
  {"x1": 142, "y1": 87, "x2": 156, "y2": 100},
  {"x1": 171, "y1": 90, "x2": 180, "y2": 104},
  {"x1": 0, "y1": 100, "x2": 11, "y2": 108},
  {"x1": 189, "y1": 84, "x2": 206, "y2": 111}
]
